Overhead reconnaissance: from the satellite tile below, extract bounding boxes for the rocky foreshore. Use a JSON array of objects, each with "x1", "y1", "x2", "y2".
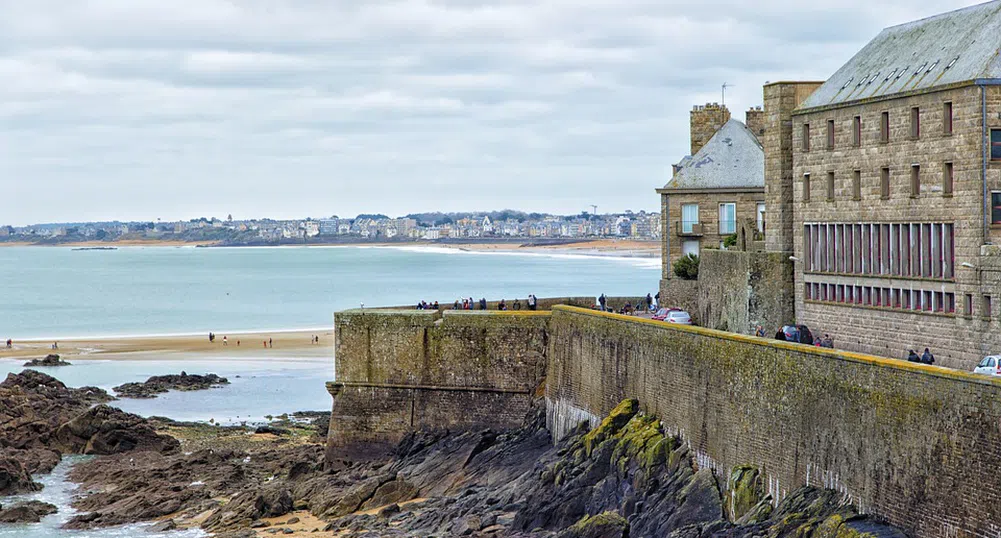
[
  {"x1": 54, "y1": 397, "x2": 908, "y2": 538},
  {"x1": 113, "y1": 372, "x2": 230, "y2": 399}
]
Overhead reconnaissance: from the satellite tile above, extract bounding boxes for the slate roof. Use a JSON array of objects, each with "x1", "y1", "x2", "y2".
[
  {"x1": 662, "y1": 119, "x2": 763, "y2": 190},
  {"x1": 799, "y1": 0, "x2": 1001, "y2": 110}
]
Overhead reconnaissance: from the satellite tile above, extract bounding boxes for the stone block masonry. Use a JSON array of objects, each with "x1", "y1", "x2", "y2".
[
  {"x1": 545, "y1": 305, "x2": 1001, "y2": 538},
  {"x1": 326, "y1": 309, "x2": 549, "y2": 461}
]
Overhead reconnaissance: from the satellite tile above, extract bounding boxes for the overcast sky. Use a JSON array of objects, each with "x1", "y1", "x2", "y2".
[{"x1": 0, "y1": 0, "x2": 983, "y2": 225}]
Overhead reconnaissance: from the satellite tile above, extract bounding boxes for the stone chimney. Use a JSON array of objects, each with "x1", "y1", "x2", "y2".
[
  {"x1": 745, "y1": 106, "x2": 765, "y2": 145},
  {"x1": 690, "y1": 103, "x2": 731, "y2": 156}
]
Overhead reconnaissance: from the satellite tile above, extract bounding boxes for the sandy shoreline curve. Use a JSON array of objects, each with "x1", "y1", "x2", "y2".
[{"x1": 0, "y1": 329, "x2": 333, "y2": 362}]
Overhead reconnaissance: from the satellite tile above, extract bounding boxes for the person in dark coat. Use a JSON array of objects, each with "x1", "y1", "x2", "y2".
[
  {"x1": 907, "y1": 349, "x2": 920, "y2": 362},
  {"x1": 598, "y1": 294, "x2": 607, "y2": 311},
  {"x1": 921, "y1": 348, "x2": 935, "y2": 365},
  {"x1": 775, "y1": 330, "x2": 786, "y2": 341}
]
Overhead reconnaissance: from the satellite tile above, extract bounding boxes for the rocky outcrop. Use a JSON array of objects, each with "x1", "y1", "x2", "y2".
[
  {"x1": 0, "y1": 501, "x2": 58, "y2": 523},
  {"x1": 23, "y1": 354, "x2": 71, "y2": 367},
  {"x1": 113, "y1": 373, "x2": 229, "y2": 399},
  {"x1": 61, "y1": 399, "x2": 908, "y2": 538},
  {"x1": 53, "y1": 405, "x2": 179, "y2": 455},
  {"x1": 0, "y1": 370, "x2": 113, "y2": 451},
  {"x1": 0, "y1": 453, "x2": 41, "y2": 496}
]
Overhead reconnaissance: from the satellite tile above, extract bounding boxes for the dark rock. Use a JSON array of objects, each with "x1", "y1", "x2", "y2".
[
  {"x1": 0, "y1": 453, "x2": 42, "y2": 495},
  {"x1": 203, "y1": 487, "x2": 293, "y2": 531},
  {"x1": 146, "y1": 519, "x2": 177, "y2": 532},
  {"x1": 286, "y1": 516, "x2": 300, "y2": 524},
  {"x1": 0, "y1": 501, "x2": 58, "y2": 523},
  {"x1": 254, "y1": 426, "x2": 290, "y2": 436},
  {"x1": 53, "y1": 404, "x2": 179, "y2": 455},
  {"x1": 23, "y1": 354, "x2": 72, "y2": 367},
  {"x1": 250, "y1": 520, "x2": 270, "y2": 528},
  {"x1": 114, "y1": 373, "x2": 229, "y2": 399},
  {"x1": 378, "y1": 503, "x2": 400, "y2": 518}
]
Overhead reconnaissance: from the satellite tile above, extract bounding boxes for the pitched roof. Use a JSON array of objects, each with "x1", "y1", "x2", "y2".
[
  {"x1": 662, "y1": 119, "x2": 763, "y2": 190},
  {"x1": 799, "y1": 0, "x2": 1001, "y2": 110}
]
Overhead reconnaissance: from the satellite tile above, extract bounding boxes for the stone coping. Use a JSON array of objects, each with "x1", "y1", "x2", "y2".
[
  {"x1": 551, "y1": 305, "x2": 1001, "y2": 388},
  {"x1": 326, "y1": 381, "x2": 531, "y2": 395}
]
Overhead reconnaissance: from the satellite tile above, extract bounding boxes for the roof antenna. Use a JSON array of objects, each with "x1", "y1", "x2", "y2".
[{"x1": 722, "y1": 82, "x2": 734, "y2": 108}]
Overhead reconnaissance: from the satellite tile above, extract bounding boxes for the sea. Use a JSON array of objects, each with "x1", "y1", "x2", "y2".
[{"x1": 0, "y1": 245, "x2": 659, "y2": 537}]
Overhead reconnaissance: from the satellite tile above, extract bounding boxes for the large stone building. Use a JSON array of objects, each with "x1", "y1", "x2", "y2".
[
  {"x1": 766, "y1": 0, "x2": 1001, "y2": 368},
  {"x1": 658, "y1": 108, "x2": 766, "y2": 289}
]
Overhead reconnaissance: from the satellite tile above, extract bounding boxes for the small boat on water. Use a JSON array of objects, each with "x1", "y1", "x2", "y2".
[{"x1": 71, "y1": 247, "x2": 118, "y2": 251}]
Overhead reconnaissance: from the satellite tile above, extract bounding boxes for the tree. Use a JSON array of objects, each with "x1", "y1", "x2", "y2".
[{"x1": 673, "y1": 254, "x2": 700, "y2": 280}]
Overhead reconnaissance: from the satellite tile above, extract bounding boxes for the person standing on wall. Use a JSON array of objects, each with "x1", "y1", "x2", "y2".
[{"x1": 599, "y1": 294, "x2": 607, "y2": 312}]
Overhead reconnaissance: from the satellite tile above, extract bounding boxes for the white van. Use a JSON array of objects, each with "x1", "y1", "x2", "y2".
[{"x1": 973, "y1": 356, "x2": 1001, "y2": 377}]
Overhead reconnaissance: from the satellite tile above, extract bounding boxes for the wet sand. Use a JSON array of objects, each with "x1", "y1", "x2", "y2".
[{"x1": 0, "y1": 329, "x2": 332, "y2": 362}]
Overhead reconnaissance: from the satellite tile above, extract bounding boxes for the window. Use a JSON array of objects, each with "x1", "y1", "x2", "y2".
[
  {"x1": 681, "y1": 204, "x2": 699, "y2": 234},
  {"x1": 803, "y1": 173, "x2": 811, "y2": 202},
  {"x1": 852, "y1": 170, "x2": 861, "y2": 200},
  {"x1": 827, "y1": 119, "x2": 835, "y2": 149},
  {"x1": 756, "y1": 202, "x2": 765, "y2": 233},
  {"x1": 718, "y1": 203, "x2": 736, "y2": 235},
  {"x1": 946, "y1": 293, "x2": 955, "y2": 313},
  {"x1": 992, "y1": 192, "x2": 1001, "y2": 225},
  {"x1": 853, "y1": 116, "x2": 861, "y2": 146},
  {"x1": 802, "y1": 124, "x2": 811, "y2": 151},
  {"x1": 910, "y1": 165, "x2": 920, "y2": 198},
  {"x1": 880, "y1": 168, "x2": 890, "y2": 199},
  {"x1": 966, "y1": 294, "x2": 974, "y2": 317},
  {"x1": 992, "y1": 129, "x2": 1001, "y2": 160},
  {"x1": 943, "y1": 162, "x2": 954, "y2": 196},
  {"x1": 910, "y1": 107, "x2": 920, "y2": 138},
  {"x1": 826, "y1": 171, "x2": 835, "y2": 201},
  {"x1": 943, "y1": 102, "x2": 953, "y2": 135},
  {"x1": 984, "y1": 295, "x2": 993, "y2": 320},
  {"x1": 682, "y1": 240, "x2": 699, "y2": 257},
  {"x1": 880, "y1": 111, "x2": 890, "y2": 142}
]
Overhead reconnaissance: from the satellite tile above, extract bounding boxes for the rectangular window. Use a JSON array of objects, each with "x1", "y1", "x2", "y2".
[
  {"x1": 921, "y1": 223, "x2": 932, "y2": 277},
  {"x1": 826, "y1": 172, "x2": 835, "y2": 201},
  {"x1": 846, "y1": 286, "x2": 854, "y2": 303},
  {"x1": 924, "y1": 290, "x2": 933, "y2": 312},
  {"x1": 681, "y1": 204, "x2": 699, "y2": 233},
  {"x1": 855, "y1": 285, "x2": 862, "y2": 305},
  {"x1": 853, "y1": 116, "x2": 861, "y2": 146},
  {"x1": 901, "y1": 224, "x2": 911, "y2": 276},
  {"x1": 805, "y1": 282, "x2": 813, "y2": 300},
  {"x1": 943, "y1": 102, "x2": 953, "y2": 135},
  {"x1": 802, "y1": 123, "x2": 811, "y2": 151},
  {"x1": 718, "y1": 203, "x2": 736, "y2": 235},
  {"x1": 880, "y1": 168, "x2": 890, "y2": 199},
  {"x1": 902, "y1": 289, "x2": 910, "y2": 309},
  {"x1": 881, "y1": 224, "x2": 890, "y2": 275},
  {"x1": 984, "y1": 295, "x2": 993, "y2": 319},
  {"x1": 931, "y1": 223, "x2": 942, "y2": 279},
  {"x1": 993, "y1": 130, "x2": 1001, "y2": 161},
  {"x1": 993, "y1": 192, "x2": 1001, "y2": 225},
  {"x1": 910, "y1": 107, "x2": 920, "y2": 138},
  {"x1": 966, "y1": 294, "x2": 974, "y2": 317},
  {"x1": 827, "y1": 119, "x2": 835, "y2": 149},
  {"x1": 911, "y1": 165, "x2": 920, "y2": 197},
  {"x1": 880, "y1": 111, "x2": 890, "y2": 143},
  {"x1": 943, "y1": 162, "x2": 953, "y2": 196},
  {"x1": 944, "y1": 223, "x2": 955, "y2": 279},
  {"x1": 946, "y1": 293, "x2": 955, "y2": 314},
  {"x1": 852, "y1": 170, "x2": 861, "y2": 200},
  {"x1": 804, "y1": 225, "x2": 813, "y2": 271},
  {"x1": 756, "y1": 202, "x2": 765, "y2": 233},
  {"x1": 803, "y1": 174, "x2": 811, "y2": 202},
  {"x1": 935, "y1": 291, "x2": 944, "y2": 313}
]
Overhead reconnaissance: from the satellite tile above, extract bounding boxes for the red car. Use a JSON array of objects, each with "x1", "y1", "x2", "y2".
[{"x1": 652, "y1": 307, "x2": 682, "y2": 321}]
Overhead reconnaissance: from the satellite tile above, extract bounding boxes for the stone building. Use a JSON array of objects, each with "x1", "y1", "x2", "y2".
[
  {"x1": 658, "y1": 115, "x2": 766, "y2": 289},
  {"x1": 766, "y1": 0, "x2": 1001, "y2": 368}
]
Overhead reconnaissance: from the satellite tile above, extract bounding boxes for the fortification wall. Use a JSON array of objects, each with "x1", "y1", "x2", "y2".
[
  {"x1": 326, "y1": 309, "x2": 548, "y2": 461},
  {"x1": 544, "y1": 305, "x2": 1001, "y2": 538}
]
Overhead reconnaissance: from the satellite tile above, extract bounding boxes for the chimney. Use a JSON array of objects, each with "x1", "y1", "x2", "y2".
[
  {"x1": 745, "y1": 106, "x2": 765, "y2": 145},
  {"x1": 690, "y1": 103, "x2": 731, "y2": 156}
]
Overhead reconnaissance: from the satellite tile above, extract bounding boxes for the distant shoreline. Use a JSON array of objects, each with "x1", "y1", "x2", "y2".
[{"x1": 0, "y1": 238, "x2": 661, "y2": 258}]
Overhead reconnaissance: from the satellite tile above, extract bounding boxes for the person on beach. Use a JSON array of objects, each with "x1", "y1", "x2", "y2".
[
  {"x1": 237, "y1": 340, "x2": 240, "y2": 347},
  {"x1": 52, "y1": 342, "x2": 58, "y2": 350},
  {"x1": 264, "y1": 340, "x2": 268, "y2": 348},
  {"x1": 209, "y1": 332, "x2": 214, "y2": 343},
  {"x1": 5, "y1": 339, "x2": 11, "y2": 349},
  {"x1": 223, "y1": 336, "x2": 228, "y2": 346},
  {"x1": 269, "y1": 338, "x2": 273, "y2": 348}
]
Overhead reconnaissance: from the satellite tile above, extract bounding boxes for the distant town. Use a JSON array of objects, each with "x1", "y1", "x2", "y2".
[{"x1": 0, "y1": 210, "x2": 661, "y2": 246}]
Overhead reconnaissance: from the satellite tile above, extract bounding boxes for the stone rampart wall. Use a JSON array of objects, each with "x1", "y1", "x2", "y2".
[
  {"x1": 544, "y1": 305, "x2": 1001, "y2": 538},
  {"x1": 326, "y1": 309, "x2": 548, "y2": 461}
]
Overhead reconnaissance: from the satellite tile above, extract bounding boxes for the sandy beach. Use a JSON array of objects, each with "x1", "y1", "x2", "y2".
[{"x1": 0, "y1": 329, "x2": 332, "y2": 362}]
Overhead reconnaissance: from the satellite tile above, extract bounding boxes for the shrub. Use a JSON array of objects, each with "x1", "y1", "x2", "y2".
[
  {"x1": 673, "y1": 254, "x2": 700, "y2": 280},
  {"x1": 723, "y1": 233, "x2": 738, "y2": 249}
]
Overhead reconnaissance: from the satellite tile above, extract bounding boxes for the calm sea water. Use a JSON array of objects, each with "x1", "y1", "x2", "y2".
[
  {"x1": 0, "y1": 245, "x2": 659, "y2": 339},
  {"x1": 0, "y1": 245, "x2": 657, "y2": 536}
]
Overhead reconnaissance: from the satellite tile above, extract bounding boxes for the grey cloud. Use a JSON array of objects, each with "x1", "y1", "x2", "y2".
[{"x1": 0, "y1": 0, "x2": 983, "y2": 225}]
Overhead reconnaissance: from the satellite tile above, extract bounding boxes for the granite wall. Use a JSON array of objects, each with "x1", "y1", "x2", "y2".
[{"x1": 544, "y1": 305, "x2": 1001, "y2": 538}]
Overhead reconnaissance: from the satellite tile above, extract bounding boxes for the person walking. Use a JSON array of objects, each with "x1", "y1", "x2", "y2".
[
  {"x1": 599, "y1": 294, "x2": 607, "y2": 312},
  {"x1": 268, "y1": 338, "x2": 273, "y2": 348},
  {"x1": 479, "y1": 298, "x2": 487, "y2": 310},
  {"x1": 645, "y1": 293, "x2": 653, "y2": 312},
  {"x1": 921, "y1": 348, "x2": 935, "y2": 365},
  {"x1": 223, "y1": 336, "x2": 228, "y2": 346}
]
